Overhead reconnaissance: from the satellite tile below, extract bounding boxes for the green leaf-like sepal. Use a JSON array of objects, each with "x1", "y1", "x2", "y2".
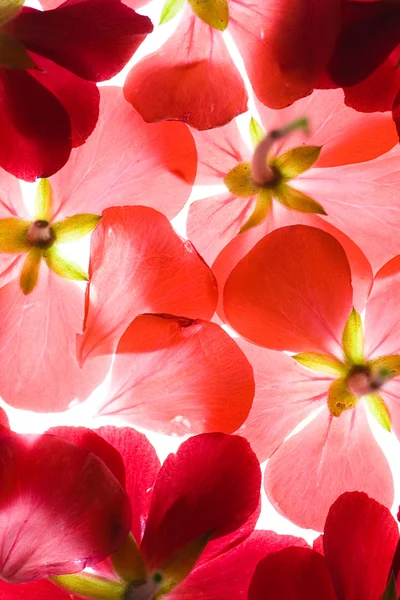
[
  {"x1": 111, "y1": 533, "x2": 146, "y2": 583},
  {"x1": 20, "y1": 247, "x2": 42, "y2": 295},
  {"x1": 224, "y1": 162, "x2": 259, "y2": 197},
  {"x1": 51, "y1": 574, "x2": 124, "y2": 600},
  {"x1": 239, "y1": 188, "x2": 272, "y2": 233},
  {"x1": 275, "y1": 183, "x2": 326, "y2": 215},
  {"x1": 188, "y1": 0, "x2": 229, "y2": 30},
  {"x1": 293, "y1": 352, "x2": 346, "y2": 376},
  {"x1": 35, "y1": 178, "x2": 53, "y2": 221},
  {"x1": 53, "y1": 214, "x2": 101, "y2": 243},
  {"x1": 370, "y1": 355, "x2": 400, "y2": 380},
  {"x1": 342, "y1": 308, "x2": 364, "y2": 364},
  {"x1": 0, "y1": 0, "x2": 24, "y2": 25},
  {"x1": 328, "y1": 378, "x2": 358, "y2": 417},
  {"x1": 381, "y1": 573, "x2": 398, "y2": 600},
  {"x1": 0, "y1": 32, "x2": 36, "y2": 69},
  {"x1": 272, "y1": 146, "x2": 321, "y2": 180},
  {"x1": 249, "y1": 118, "x2": 265, "y2": 149},
  {"x1": 364, "y1": 393, "x2": 391, "y2": 432},
  {"x1": 0, "y1": 218, "x2": 31, "y2": 253},
  {"x1": 160, "y1": 0, "x2": 184, "y2": 23},
  {"x1": 44, "y1": 246, "x2": 88, "y2": 281}
]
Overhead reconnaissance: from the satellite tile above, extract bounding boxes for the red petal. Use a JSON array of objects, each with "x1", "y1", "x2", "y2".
[
  {"x1": 265, "y1": 405, "x2": 394, "y2": 531},
  {"x1": 9, "y1": 0, "x2": 152, "y2": 82},
  {"x1": 169, "y1": 531, "x2": 308, "y2": 600},
  {"x1": 0, "y1": 267, "x2": 109, "y2": 411},
  {"x1": 0, "y1": 430, "x2": 131, "y2": 583},
  {"x1": 223, "y1": 225, "x2": 353, "y2": 355},
  {"x1": 229, "y1": 0, "x2": 341, "y2": 109},
  {"x1": 236, "y1": 339, "x2": 331, "y2": 462},
  {"x1": 30, "y1": 52, "x2": 99, "y2": 148},
  {"x1": 0, "y1": 406, "x2": 9, "y2": 430},
  {"x1": 101, "y1": 314, "x2": 254, "y2": 435},
  {"x1": 248, "y1": 547, "x2": 336, "y2": 600},
  {"x1": 0, "y1": 580, "x2": 74, "y2": 599},
  {"x1": 256, "y1": 88, "x2": 398, "y2": 167},
  {"x1": 324, "y1": 492, "x2": 399, "y2": 600},
  {"x1": 48, "y1": 426, "x2": 160, "y2": 545},
  {"x1": 0, "y1": 68, "x2": 71, "y2": 181},
  {"x1": 124, "y1": 8, "x2": 248, "y2": 130},
  {"x1": 50, "y1": 86, "x2": 196, "y2": 221},
  {"x1": 141, "y1": 433, "x2": 261, "y2": 568},
  {"x1": 78, "y1": 206, "x2": 217, "y2": 363}
]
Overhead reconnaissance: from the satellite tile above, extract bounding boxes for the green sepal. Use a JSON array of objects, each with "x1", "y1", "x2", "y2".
[
  {"x1": 0, "y1": 0, "x2": 24, "y2": 26},
  {"x1": 44, "y1": 246, "x2": 88, "y2": 281},
  {"x1": 35, "y1": 178, "x2": 53, "y2": 221},
  {"x1": 293, "y1": 352, "x2": 346, "y2": 376},
  {"x1": 342, "y1": 308, "x2": 364, "y2": 364},
  {"x1": 224, "y1": 162, "x2": 259, "y2": 197},
  {"x1": 52, "y1": 214, "x2": 101, "y2": 243},
  {"x1": 364, "y1": 392, "x2": 391, "y2": 432},
  {"x1": 381, "y1": 572, "x2": 398, "y2": 600},
  {"x1": 187, "y1": 0, "x2": 229, "y2": 30},
  {"x1": 272, "y1": 146, "x2": 321, "y2": 180},
  {"x1": 111, "y1": 533, "x2": 146, "y2": 584},
  {"x1": 20, "y1": 247, "x2": 42, "y2": 295},
  {"x1": 328, "y1": 377, "x2": 358, "y2": 417},
  {"x1": 0, "y1": 218, "x2": 31, "y2": 253},
  {"x1": 370, "y1": 355, "x2": 400, "y2": 380},
  {"x1": 51, "y1": 574, "x2": 124, "y2": 600},
  {"x1": 274, "y1": 183, "x2": 326, "y2": 215},
  {"x1": 239, "y1": 188, "x2": 272, "y2": 233},
  {"x1": 249, "y1": 117, "x2": 265, "y2": 149},
  {"x1": 160, "y1": 0, "x2": 184, "y2": 23},
  {"x1": 0, "y1": 32, "x2": 36, "y2": 69}
]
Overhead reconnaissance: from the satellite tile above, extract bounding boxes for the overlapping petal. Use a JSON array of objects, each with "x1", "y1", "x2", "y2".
[
  {"x1": 124, "y1": 7, "x2": 247, "y2": 130},
  {"x1": 0, "y1": 580, "x2": 74, "y2": 599},
  {"x1": 50, "y1": 86, "x2": 196, "y2": 220},
  {"x1": 78, "y1": 206, "x2": 217, "y2": 363},
  {"x1": 100, "y1": 313, "x2": 254, "y2": 435}
]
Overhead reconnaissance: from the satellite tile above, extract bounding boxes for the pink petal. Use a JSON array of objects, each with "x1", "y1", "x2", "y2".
[
  {"x1": 228, "y1": 0, "x2": 341, "y2": 109},
  {"x1": 248, "y1": 546, "x2": 336, "y2": 600},
  {"x1": 78, "y1": 206, "x2": 218, "y2": 363},
  {"x1": 0, "y1": 580, "x2": 74, "y2": 599},
  {"x1": 265, "y1": 404, "x2": 394, "y2": 531},
  {"x1": 50, "y1": 86, "x2": 196, "y2": 221},
  {"x1": 141, "y1": 433, "x2": 261, "y2": 569},
  {"x1": 223, "y1": 225, "x2": 353, "y2": 355},
  {"x1": 124, "y1": 8, "x2": 248, "y2": 130},
  {"x1": 169, "y1": 531, "x2": 308, "y2": 600},
  {"x1": 0, "y1": 68, "x2": 71, "y2": 181},
  {"x1": 0, "y1": 266, "x2": 109, "y2": 411},
  {"x1": 9, "y1": 0, "x2": 153, "y2": 82},
  {"x1": 324, "y1": 492, "x2": 399, "y2": 600},
  {"x1": 0, "y1": 430, "x2": 131, "y2": 583},
  {"x1": 256, "y1": 88, "x2": 397, "y2": 167},
  {"x1": 236, "y1": 339, "x2": 331, "y2": 462},
  {"x1": 48, "y1": 426, "x2": 160, "y2": 545},
  {"x1": 380, "y1": 380, "x2": 400, "y2": 440},
  {"x1": 0, "y1": 169, "x2": 28, "y2": 218},
  {"x1": 100, "y1": 313, "x2": 254, "y2": 435}
]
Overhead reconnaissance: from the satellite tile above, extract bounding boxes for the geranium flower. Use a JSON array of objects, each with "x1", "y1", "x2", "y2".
[
  {"x1": 249, "y1": 492, "x2": 399, "y2": 600},
  {"x1": 4, "y1": 426, "x2": 303, "y2": 600},
  {"x1": 0, "y1": 421, "x2": 131, "y2": 587},
  {"x1": 0, "y1": 0, "x2": 153, "y2": 181},
  {"x1": 0, "y1": 86, "x2": 203, "y2": 412},
  {"x1": 123, "y1": 0, "x2": 341, "y2": 129},
  {"x1": 223, "y1": 225, "x2": 400, "y2": 530},
  {"x1": 186, "y1": 89, "x2": 400, "y2": 320}
]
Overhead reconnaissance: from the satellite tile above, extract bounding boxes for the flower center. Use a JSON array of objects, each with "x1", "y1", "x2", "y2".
[
  {"x1": 26, "y1": 220, "x2": 55, "y2": 249},
  {"x1": 124, "y1": 572, "x2": 163, "y2": 600},
  {"x1": 346, "y1": 364, "x2": 388, "y2": 397}
]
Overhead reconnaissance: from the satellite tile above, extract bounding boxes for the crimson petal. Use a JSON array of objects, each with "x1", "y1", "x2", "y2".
[{"x1": 0, "y1": 580, "x2": 74, "y2": 599}]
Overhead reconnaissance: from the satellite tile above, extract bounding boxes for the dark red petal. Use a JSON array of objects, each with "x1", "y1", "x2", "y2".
[
  {"x1": 30, "y1": 52, "x2": 99, "y2": 148},
  {"x1": 0, "y1": 430, "x2": 131, "y2": 583},
  {"x1": 248, "y1": 547, "x2": 336, "y2": 600},
  {"x1": 0, "y1": 406, "x2": 10, "y2": 430},
  {"x1": 323, "y1": 492, "x2": 399, "y2": 600},
  {"x1": 141, "y1": 433, "x2": 261, "y2": 568},
  {"x1": 124, "y1": 8, "x2": 248, "y2": 130},
  {"x1": 100, "y1": 314, "x2": 254, "y2": 435},
  {"x1": 78, "y1": 206, "x2": 217, "y2": 363},
  {"x1": 50, "y1": 86, "x2": 196, "y2": 221},
  {"x1": 168, "y1": 531, "x2": 308, "y2": 600},
  {"x1": 0, "y1": 267, "x2": 109, "y2": 412},
  {"x1": 229, "y1": 0, "x2": 341, "y2": 109},
  {"x1": 0, "y1": 67, "x2": 71, "y2": 181},
  {"x1": 48, "y1": 426, "x2": 160, "y2": 545},
  {"x1": 8, "y1": 0, "x2": 153, "y2": 81},
  {"x1": 223, "y1": 225, "x2": 353, "y2": 355},
  {"x1": 0, "y1": 580, "x2": 75, "y2": 600}
]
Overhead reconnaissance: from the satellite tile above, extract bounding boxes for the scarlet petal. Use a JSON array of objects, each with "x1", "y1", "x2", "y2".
[
  {"x1": 50, "y1": 86, "x2": 196, "y2": 220},
  {"x1": 0, "y1": 68, "x2": 71, "y2": 181},
  {"x1": 223, "y1": 225, "x2": 353, "y2": 355},
  {"x1": 248, "y1": 547, "x2": 336, "y2": 600},
  {"x1": 265, "y1": 405, "x2": 394, "y2": 531},
  {"x1": 78, "y1": 206, "x2": 217, "y2": 362},
  {"x1": 236, "y1": 340, "x2": 331, "y2": 462},
  {"x1": 9, "y1": 0, "x2": 153, "y2": 82},
  {"x1": 124, "y1": 8, "x2": 248, "y2": 130},
  {"x1": 324, "y1": 492, "x2": 399, "y2": 600},
  {"x1": 168, "y1": 531, "x2": 308, "y2": 600},
  {"x1": 229, "y1": 0, "x2": 341, "y2": 109},
  {"x1": 30, "y1": 52, "x2": 99, "y2": 148},
  {"x1": 141, "y1": 433, "x2": 261, "y2": 568},
  {"x1": 0, "y1": 430, "x2": 131, "y2": 583},
  {"x1": 0, "y1": 580, "x2": 74, "y2": 599},
  {"x1": 0, "y1": 267, "x2": 109, "y2": 411}
]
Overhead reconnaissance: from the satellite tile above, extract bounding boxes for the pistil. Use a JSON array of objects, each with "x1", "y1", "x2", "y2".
[{"x1": 26, "y1": 220, "x2": 55, "y2": 249}]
